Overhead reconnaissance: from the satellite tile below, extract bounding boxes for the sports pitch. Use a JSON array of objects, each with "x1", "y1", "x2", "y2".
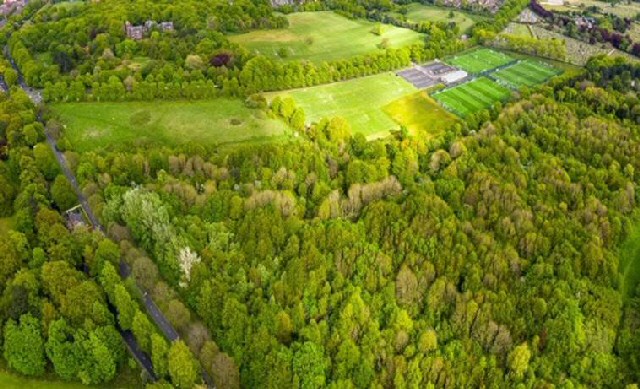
[
  {"x1": 491, "y1": 60, "x2": 562, "y2": 88},
  {"x1": 432, "y1": 77, "x2": 511, "y2": 117},
  {"x1": 447, "y1": 49, "x2": 515, "y2": 74}
]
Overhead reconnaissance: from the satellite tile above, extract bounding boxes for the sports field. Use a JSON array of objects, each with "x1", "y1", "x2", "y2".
[
  {"x1": 52, "y1": 100, "x2": 288, "y2": 152},
  {"x1": 492, "y1": 60, "x2": 561, "y2": 89},
  {"x1": 432, "y1": 77, "x2": 511, "y2": 117},
  {"x1": 269, "y1": 73, "x2": 420, "y2": 138},
  {"x1": 229, "y1": 11, "x2": 423, "y2": 63},
  {"x1": 447, "y1": 49, "x2": 515, "y2": 74}
]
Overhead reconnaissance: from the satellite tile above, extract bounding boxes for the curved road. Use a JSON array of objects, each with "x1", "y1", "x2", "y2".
[{"x1": 4, "y1": 34, "x2": 215, "y2": 389}]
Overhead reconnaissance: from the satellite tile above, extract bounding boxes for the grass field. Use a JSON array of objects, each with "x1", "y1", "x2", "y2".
[
  {"x1": 447, "y1": 48, "x2": 515, "y2": 74},
  {"x1": 492, "y1": 60, "x2": 561, "y2": 88},
  {"x1": 433, "y1": 77, "x2": 511, "y2": 117},
  {"x1": 229, "y1": 11, "x2": 423, "y2": 63},
  {"x1": 402, "y1": 4, "x2": 486, "y2": 33},
  {"x1": 383, "y1": 91, "x2": 459, "y2": 137},
  {"x1": 268, "y1": 73, "x2": 420, "y2": 138},
  {"x1": 51, "y1": 100, "x2": 288, "y2": 152}
]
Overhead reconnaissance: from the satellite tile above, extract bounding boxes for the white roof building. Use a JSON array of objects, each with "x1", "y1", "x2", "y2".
[{"x1": 441, "y1": 70, "x2": 468, "y2": 85}]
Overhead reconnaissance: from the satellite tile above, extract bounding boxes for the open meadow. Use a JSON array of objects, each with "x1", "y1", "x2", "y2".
[
  {"x1": 228, "y1": 11, "x2": 423, "y2": 63},
  {"x1": 447, "y1": 48, "x2": 515, "y2": 73},
  {"x1": 433, "y1": 77, "x2": 511, "y2": 117},
  {"x1": 51, "y1": 100, "x2": 288, "y2": 152}
]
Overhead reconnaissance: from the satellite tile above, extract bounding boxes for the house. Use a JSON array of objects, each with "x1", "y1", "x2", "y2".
[
  {"x1": 575, "y1": 16, "x2": 595, "y2": 29},
  {"x1": 65, "y1": 205, "x2": 86, "y2": 230},
  {"x1": 124, "y1": 21, "x2": 145, "y2": 40},
  {"x1": 160, "y1": 21, "x2": 174, "y2": 32},
  {"x1": 125, "y1": 20, "x2": 175, "y2": 40},
  {"x1": 1, "y1": 0, "x2": 28, "y2": 17}
]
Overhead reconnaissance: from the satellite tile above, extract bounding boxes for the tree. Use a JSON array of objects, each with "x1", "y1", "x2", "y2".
[
  {"x1": 50, "y1": 174, "x2": 76, "y2": 211},
  {"x1": 168, "y1": 340, "x2": 199, "y2": 388},
  {"x1": 33, "y1": 143, "x2": 59, "y2": 180},
  {"x1": 211, "y1": 351, "x2": 240, "y2": 389},
  {"x1": 152, "y1": 333, "x2": 170, "y2": 378},
  {"x1": 3, "y1": 314, "x2": 45, "y2": 376},
  {"x1": 46, "y1": 319, "x2": 80, "y2": 380},
  {"x1": 113, "y1": 284, "x2": 136, "y2": 330},
  {"x1": 167, "y1": 299, "x2": 191, "y2": 331},
  {"x1": 508, "y1": 342, "x2": 531, "y2": 379},
  {"x1": 293, "y1": 342, "x2": 328, "y2": 389},
  {"x1": 132, "y1": 309, "x2": 154, "y2": 353},
  {"x1": 0, "y1": 231, "x2": 29, "y2": 287}
]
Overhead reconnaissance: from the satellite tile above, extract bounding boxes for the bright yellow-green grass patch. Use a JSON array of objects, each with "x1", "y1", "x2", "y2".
[
  {"x1": 383, "y1": 91, "x2": 458, "y2": 137},
  {"x1": 269, "y1": 73, "x2": 421, "y2": 139},
  {"x1": 229, "y1": 11, "x2": 424, "y2": 63},
  {"x1": 52, "y1": 99, "x2": 288, "y2": 152},
  {"x1": 403, "y1": 3, "x2": 487, "y2": 33}
]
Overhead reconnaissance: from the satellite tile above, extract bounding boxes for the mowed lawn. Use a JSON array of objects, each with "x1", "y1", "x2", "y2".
[
  {"x1": 269, "y1": 73, "x2": 419, "y2": 138},
  {"x1": 403, "y1": 4, "x2": 486, "y2": 33},
  {"x1": 492, "y1": 60, "x2": 561, "y2": 89},
  {"x1": 383, "y1": 91, "x2": 458, "y2": 137},
  {"x1": 433, "y1": 77, "x2": 511, "y2": 117},
  {"x1": 229, "y1": 11, "x2": 423, "y2": 63},
  {"x1": 447, "y1": 48, "x2": 515, "y2": 74},
  {"x1": 51, "y1": 100, "x2": 288, "y2": 152}
]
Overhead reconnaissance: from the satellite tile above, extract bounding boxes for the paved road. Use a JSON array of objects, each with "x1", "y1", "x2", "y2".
[{"x1": 2, "y1": 40, "x2": 161, "y2": 380}]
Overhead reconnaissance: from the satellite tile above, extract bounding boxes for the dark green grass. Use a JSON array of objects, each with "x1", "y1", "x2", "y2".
[
  {"x1": 432, "y1": 77, "x2": 511, "y2": 117},
  {"x1": 447, "y1": 48, "x2": 515, "y2": 74},
  {"x1": 492, "y1": 60, "x2": 561, "y2": 89}
]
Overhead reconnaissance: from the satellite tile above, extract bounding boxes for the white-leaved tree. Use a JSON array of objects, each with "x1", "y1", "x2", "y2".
[{"x1": 178, "y1": 247, "x2": 201, "y2": 288}]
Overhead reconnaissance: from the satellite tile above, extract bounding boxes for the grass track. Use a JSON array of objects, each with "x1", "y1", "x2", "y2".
[
  {"x1": 229, "y1": 11, "x2": 423, "y2": 63},
  {"x1": 51, "y1": 100, "x2": 288, "y2": 152}
]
